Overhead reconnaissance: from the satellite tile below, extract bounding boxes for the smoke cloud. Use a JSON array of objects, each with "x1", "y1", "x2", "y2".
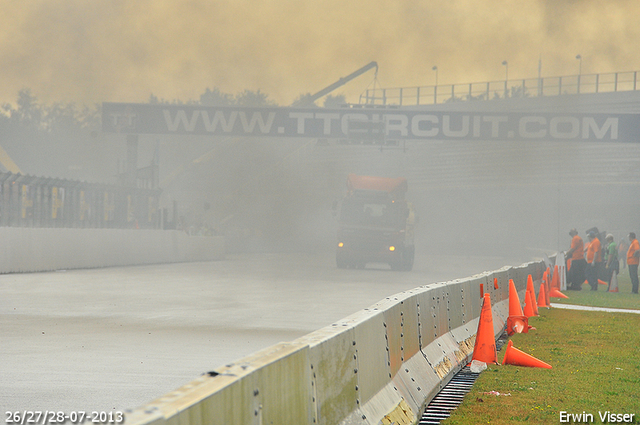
[{"x1": 1, "y1": 0, "x2": 638, "y2": 106}]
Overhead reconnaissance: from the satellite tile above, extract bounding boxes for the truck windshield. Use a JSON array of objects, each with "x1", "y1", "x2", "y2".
[{"x1": 340, "y1": 198, "x2": 403, "y2": 228}]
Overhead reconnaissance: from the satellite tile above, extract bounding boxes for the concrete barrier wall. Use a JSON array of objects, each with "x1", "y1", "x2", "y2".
[
  {"x1": 125, "y1": 259, "x2": 545, "y2": 425},
  {"x1": 0, "y1": 227, "x2": 225, "y2": 273}
]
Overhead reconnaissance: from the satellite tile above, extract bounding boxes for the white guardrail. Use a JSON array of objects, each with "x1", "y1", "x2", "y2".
[
  {"x1": 125, "y1": 259, "x2": 545, "y2": 425},
  {"x1": 0, "y1": 227, "x2": 224, "y2": 273}
]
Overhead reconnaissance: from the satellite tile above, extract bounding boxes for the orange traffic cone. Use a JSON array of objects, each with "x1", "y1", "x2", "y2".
[
  {"x1": 494, "y1": 277, "x2": 499, "y2": 290},
  {"x1": 471, "y1": 293, "x2": 498, "y2": 364},
  {"x1": 524, "y1": 291, "x2": 536, "y2": 317},
  {"x1": 523, "y1": 292, "x2": 537, "y2": 330},
  {"x1": 508, "y1": 279, "x2": 524, "y2": 317},
  {"x1": 545, "y1": 267, "x2": 552, "y2": 295},
  {"x1": 549, "y1": 287, "x2": 569, "y2": 299},
  {"x1": 507, "y1": 279, "x2": 528, "y2": 336},
  {"x1": 507, "y1": 316, "x2": 528, "y2": 335},
  {"x1": 551, "y1": 265, "x2": 560, "y2": 289},
  {"x1": 526, "y1": 275, "x2": 539, "y2": 316},
  {"x1": 537, "y1": 282, "x2": 550, "y2": 308},
  {"x1": 598, "y1": 279, "x2": 608, "y2": 286},
  {"x1": 609, "y1": 273, "x2": 619, "y2": 293},
  {"x1": 502, "y1": 340, "x2": 552, "y2": 369},
  {"x1": 544, "y1": 273, "x2": 551, "y2": 307}
]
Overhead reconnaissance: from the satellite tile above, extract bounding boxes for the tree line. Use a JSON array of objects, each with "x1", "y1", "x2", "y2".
[{"x1": 1, "y1": 87, "x2": 346, "y2": 136}]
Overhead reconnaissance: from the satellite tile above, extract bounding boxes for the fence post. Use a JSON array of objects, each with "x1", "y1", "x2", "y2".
[{"x1": 558, "y1": 76, "x2": 562, "y2": 95}]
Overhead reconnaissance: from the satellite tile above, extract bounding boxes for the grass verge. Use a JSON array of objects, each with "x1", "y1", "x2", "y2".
[
  {"x1": 442, "y1": 307, "x2": 640, "y2": 424},
  {"x1": 552, "y1": 272, "x2": 640, "y2": 310}
]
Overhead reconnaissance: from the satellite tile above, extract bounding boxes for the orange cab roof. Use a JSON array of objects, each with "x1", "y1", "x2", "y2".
[{"x1": 346, "y1": 174, "x2": 408, "y2": 194}]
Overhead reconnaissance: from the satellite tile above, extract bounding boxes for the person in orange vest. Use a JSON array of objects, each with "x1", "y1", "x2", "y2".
[
  {"x1": 585, "y1": 231, "x2": 601, "y2": 291},
  {"x1": 618, "y1": 237, "x2": 629, "y2": 270},
  {"x1": 627, "y1": 232, "x2": 640, "y2": 294},
  {"x1": 566, "y1": 228, "x2": 585, "y2": 290}
]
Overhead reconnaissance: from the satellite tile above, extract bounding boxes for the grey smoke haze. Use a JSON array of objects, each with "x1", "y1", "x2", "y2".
[
  {"x1": 1, "y1": 0, "x2": 638, "y2": 262},
  {"x1": 1, "y1": 0, "x2": 639, "y2": 106}
]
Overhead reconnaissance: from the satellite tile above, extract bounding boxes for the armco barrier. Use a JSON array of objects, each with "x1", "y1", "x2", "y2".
[
  {"x1": 0, "y1": 227, "x2": 224, "y2": 273},
  {"x1": 125, "y1": 259, "x2": 545, "y2": 425}
]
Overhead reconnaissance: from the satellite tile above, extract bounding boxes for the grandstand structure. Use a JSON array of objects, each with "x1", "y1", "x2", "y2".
[{"x1": 361, "y1": 69, "x2": 640, "y2": 107}]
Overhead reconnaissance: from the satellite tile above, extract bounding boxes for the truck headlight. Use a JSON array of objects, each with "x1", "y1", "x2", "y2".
[{"x1": 389, "y1": 246, "x2": 396, "y2": 252}]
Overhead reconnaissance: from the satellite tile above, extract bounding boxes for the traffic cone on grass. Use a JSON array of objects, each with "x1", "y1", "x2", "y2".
[
  {"x1": 523, "y1": 291, "x2": 537, "y2": 330},
  {"x1": 507, "y1": 279, "x2": 528, "y2": 336},
  {"x1": 543, "y1": 270, "x2": 551, "y2": 306},
  {"x1": 502, "y1": 340, "x2": 552, "y2": 369},
  {"x1": 471, "y1": 293, "x2": 498, "y2": 364},
  {"x1": 523, "y1": 291, "x2": 536, "y2": 318},
  {"x1": 609, "y1": 273, "x2": 619, "y2": 293},
  {"x1": 508, "y1": 279, "x2": 524, "y2": 316},
  {"x1": 549, "y1": 287, "x2": 569, "y2": 298},
  {"x1": 551, "y1": 265, "x2": 560, "y2": 289},
  {"x1": 526, "y1": 275, "x2": 539, "y2": 316},
  {"x1": 537, "y1": 282, "x2": 550, "y2": 308},
  {"x1": 548, "y1": 265, "x2": 568, "y2": 298},
  {"x1": 546, "y1": 267, "x2": 551, "y2": 288}
]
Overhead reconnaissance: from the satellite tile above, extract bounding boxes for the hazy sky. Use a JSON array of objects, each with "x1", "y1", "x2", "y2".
[{"x1": 1, "y1": 0, "x2": 638, "y2": 107}]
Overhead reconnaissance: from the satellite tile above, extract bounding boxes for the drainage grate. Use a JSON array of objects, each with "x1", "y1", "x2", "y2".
[{"x1": 419, "y1": 332, "x2": 508, "y2": 424}]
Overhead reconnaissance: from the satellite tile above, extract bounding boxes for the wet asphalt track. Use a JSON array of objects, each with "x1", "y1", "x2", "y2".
[{"x1": 1, "y1": 252, "x2": 524, "y2": 413}]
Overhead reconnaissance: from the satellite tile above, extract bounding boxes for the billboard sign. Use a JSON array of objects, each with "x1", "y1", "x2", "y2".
[{"x1": 102, "y1": 102, "x2": 640, "y2": 143}]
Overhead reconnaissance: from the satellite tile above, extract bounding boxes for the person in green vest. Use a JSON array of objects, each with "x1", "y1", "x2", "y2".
[{"x1": 604, "y1": 234, "x2": 619, "y2": 292}]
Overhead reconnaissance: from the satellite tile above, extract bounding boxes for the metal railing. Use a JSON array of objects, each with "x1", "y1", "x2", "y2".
[
  {"x1": 0, "y1": 172, "x2": 163, "y2": 229},
  {"x1": 360, "y1": 70, "x2": 640, "y2": 106}
]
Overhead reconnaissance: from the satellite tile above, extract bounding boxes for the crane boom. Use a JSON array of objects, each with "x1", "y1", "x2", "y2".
[{"x1": 293, "y1": 61, "x2": 378, "y2": 107}]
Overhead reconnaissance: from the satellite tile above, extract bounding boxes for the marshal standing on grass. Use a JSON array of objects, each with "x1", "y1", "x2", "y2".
[
  {"x1": 585, "y1": 231, "x2": 601, "y2": 291},
  {"x1": 618, "y1": 237, "x2": 629, "y2": 270},
  {"x1": 566, "y1": 228, "x2": 586, "y2": 290},
  {"x1": 627, "y1": 232, "x2": 640, "y2": 294},
  {"x1": 604, "y1": 234, "x2": 619, "y2": 292}
]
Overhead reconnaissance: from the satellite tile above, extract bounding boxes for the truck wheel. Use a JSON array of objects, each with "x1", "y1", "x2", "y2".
[
  {"x1": 390, "y1": 253, "x2": 403, "y2": 271},
  {"x1": 402, "y1": 246, "x2": 415, "y2": 271}
]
